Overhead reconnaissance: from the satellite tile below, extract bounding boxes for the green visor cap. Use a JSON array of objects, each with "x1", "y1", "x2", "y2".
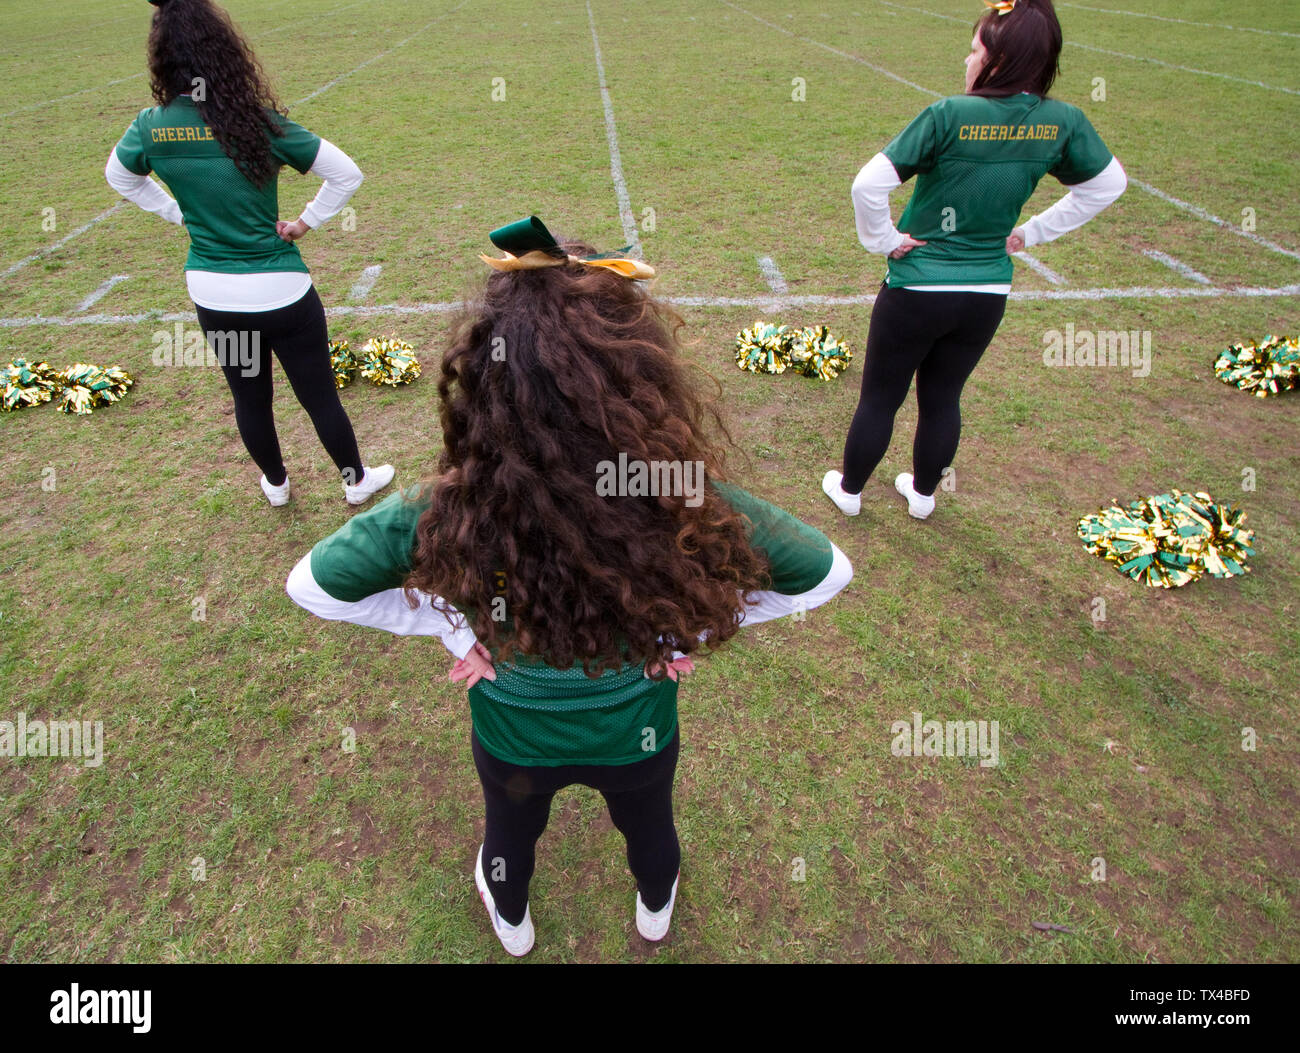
[{"x1": 489, "y1": 217, "x2": 566, "y2": 259}]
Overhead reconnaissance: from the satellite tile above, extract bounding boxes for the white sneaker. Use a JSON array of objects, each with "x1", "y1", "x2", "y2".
[
  {"x1": 636, "y1": 874, "x2": 679, "y2": 941},
  {"x1": 474, "y1": 846, "x2": 534, "y2": 957},
  {"x1": 894, "y1": 472, "x2": 936, "y2": 519},
  {"x1": 343, "y1": 464, "x2": 395, "y2": 505},
  {"x1": 821, "y1": 470, "x2": 861, "y2": 516},
  {"x1": 260, "y1": 474, "x2": 290, "y2": 507}
]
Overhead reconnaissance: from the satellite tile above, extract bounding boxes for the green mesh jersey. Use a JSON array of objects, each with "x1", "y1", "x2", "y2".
[
  {"x1": 307, "y1": 483, "x2": 835, "y2": 766},
  {"x1": 882, "y1": 94, "x2": 1113, "y2": 287},
  {"x1": 113, "y1": 96, "x2": 321, "y2": 274}
]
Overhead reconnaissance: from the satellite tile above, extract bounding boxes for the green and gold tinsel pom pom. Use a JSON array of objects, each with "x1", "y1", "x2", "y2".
[
  {"x1": 56, "y1": 363, "x2": 134, "y2": 415},
  {"x1": 734, "y1": 322, "x2": 852, "y2": 380},
  {"x1": 1077, "y1": 490, "x2": 1254, "y2": 589},
  {"x1": 734, "y1": 321, "x2": 790, "y2": 375},
  {"x1": 1213, "y1": 334, "x2": 1299, "y2": 397},
  {"x1": 358, "y1": 336, "x2": 421, "y2": 386},
  {"x1": 789, "y1": 325, "x2": 853, "y2": 381},
  {"x1": 329, "y1": 338, "x2": 357, "y2": 389},
  {"x1": 1, "y1": 358, "x2": 59, "y2": 411}
]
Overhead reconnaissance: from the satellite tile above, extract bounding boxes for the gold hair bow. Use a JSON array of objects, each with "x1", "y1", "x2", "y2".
[
  {"x1": 984, "y1": 0, "x2": 1017, "y2": 14},
  {"x1": 479, "y1": 250, "x2": 656, "y2": 280}
]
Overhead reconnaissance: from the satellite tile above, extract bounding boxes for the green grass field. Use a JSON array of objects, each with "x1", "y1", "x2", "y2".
[{"x1": 1, "y1": 0, "x2": 1297, "y2": 962}]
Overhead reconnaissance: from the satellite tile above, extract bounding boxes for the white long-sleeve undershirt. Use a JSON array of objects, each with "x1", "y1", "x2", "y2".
[
  {"x1": 285, "y1": 543, "x2": 854, "y2": 671},
  {"x1": 105, "y1": 137, "x2": 364, "y2": 312},
  {"x1": 105, "y1": 151, "x2": 184, "y2": 226},
  {"x1": 1019, "y1": 156, "x2": 1127, "y2": 247},
  {"x1": 286, "y1": 554, "x2": 480, "y2": 660},
  {"x1": 851, "y1": 152, "x2": 1127, "y2": 293}
]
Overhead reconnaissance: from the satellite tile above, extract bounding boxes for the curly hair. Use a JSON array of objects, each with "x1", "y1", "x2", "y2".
[
  {"x1": 147, "y1": 0, "x2": 286, "y2": 186},
  {"x1": 404, "y1": 241, "x2": 773, "y2": 679}
]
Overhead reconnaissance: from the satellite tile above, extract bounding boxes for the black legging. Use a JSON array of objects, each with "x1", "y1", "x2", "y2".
[
  {"x1": 194, "y1": 286, "x2": 364, "y2": 486},
  {"x1": 841, "y1": 283, "x2": 1007, "y2": 496},
  {"x1": 472, "y1": 729, "x2": 681, "y2": 927}
]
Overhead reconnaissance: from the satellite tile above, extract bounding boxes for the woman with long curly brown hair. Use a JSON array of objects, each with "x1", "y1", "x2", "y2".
[
  {"x1": 287, "y1": 218, "x2": 853, "y2": 956},
  {"x1": 105, "y1": 0, "x2": 393, "y2": 507}
]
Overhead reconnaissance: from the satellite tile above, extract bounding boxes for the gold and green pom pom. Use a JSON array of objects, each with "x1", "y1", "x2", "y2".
[
  {"x1": 329, "y1": 337, "x2": 356, "y2": 389},
  {"x1": 56, "y1": 363, "x2": 134, "y2": 415},
  {"x1": 734, "y1": 321, "x2": 791, "y2": 375},
  {"x1": 1213, "y1": 334, "x2": 1299, "y2": 397},
  {"x1": 358, "y1": 336, "x2": 420, "y2": 386},
  {"x1": 1077, "y1": 490, "x2": 1254, "y2": 589},
  {"x1": 1, "y1": 358, "x2": 59, "y2": 411},
  {"x1": 789, "y1": 326, "x2": 853, "y2": 381}
]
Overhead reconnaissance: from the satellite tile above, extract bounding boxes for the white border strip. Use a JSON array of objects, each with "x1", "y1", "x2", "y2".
[
  {"x1": 586, "y1": 1, "x2": 642, "y2": 257},
  {"x1": 1013, "y1": 252, "x2": 1066, "y2": 286},
  {"x1": 4, "y1": 282, "x2": 1297, "y2": 329},
  {"x1": 2, "y1": 202, "x2": 126, "y2": 279},
  {"x1": 1059, "y1": 3, "x2": 1300, "y2": 41},
  {"x1": 1141, "y1": 249, "x2": 1211, "y2": 286}
]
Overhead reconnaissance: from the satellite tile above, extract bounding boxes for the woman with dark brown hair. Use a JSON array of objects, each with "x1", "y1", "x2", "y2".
[
  {"x1": 106, "y1": 0, "x2": 393, "y2": 507},
  {"x1": 287, "y1": 218, "x2": 853, "y2": 956},
  {"x1": 823, "y1": 0, "x2": 1126, "y2": 522}
]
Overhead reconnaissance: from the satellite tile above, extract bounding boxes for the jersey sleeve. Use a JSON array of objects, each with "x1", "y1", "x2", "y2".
[
  {"x1": 113, "y1": 111, "x2": 152, "y2": 176},
  {"x1": 1050, "y1": 108, "x2": 1114, "y2": 185},
  {"x1": 713, "y1": 482, "x2": 835, "y2": 594},
  {"x1": 268, "y1": 112, "x2": 323, "y2": 174},
  {"x1": 882, "y1": 104, "x2": 941, "y2": 182},
  {"x1": 307, "y1": 486, "x2": 430, "y2": 601}
]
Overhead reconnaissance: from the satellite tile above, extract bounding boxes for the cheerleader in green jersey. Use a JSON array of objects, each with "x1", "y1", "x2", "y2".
[
  {"x1": 106, "y1": 0, "x2": 394, "y2": 507},
  {"x1": 287, "y1": 218, "x2": 853, "y2": 956},
  {"x1": 823, "y1": 0, "x2": 1126, "y2": 521}
]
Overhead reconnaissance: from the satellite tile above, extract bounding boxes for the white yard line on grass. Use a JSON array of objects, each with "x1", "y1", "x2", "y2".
[
  {"x1": 0, "y1": 0, "x2": 337, "y2": 120},
  {"x1": 757, "y1": 256, "x2": 790, "y2": 294},
  {"x1": 720, "y1": 0, "x2": 940, "y2": 97},
  {"x1": 261, "y1": 0, "x2": 367, "y2": 37},
  {"x1": 2, "y1": 203, "x2": 126, "y2": 280},
  {"x1": 724, "y1": 0, "x2": 1300, "y2": 264},
  {"x1": 1141, "y1": 250, "x2": 1211, "y2": 286},
  {"x1": 75, "y1": 275, "x2": 130, "y2": 312},
  {"x1": 873, "y1": 1, "x2": 1300, "y2": 96},
  {"x1": 0, "y1": 74, "x2": 147, "y2": 120},
  {"x1": 1064, "y1": 39, "x2": 1300, "y2": 97},
  {"x1": 1058, "y1": 3, "x2": 1300, "y2": 41},
  {"x1": 586, "y1": 1, "x2": 642, "y2": 257},
  {"x1": 292, "y1": 0, "x2": 470, "y2": 107},
  {"x1": 348, "y1": 264, "x2": 383, "y2": 301},
  {"x1": 4, "y1": 282, "x2": 1298, "y2": 329},
  {"x1": 1129, "y1": 178, "x2": 1300, "y2": 263},
  {"x1": 1013, "y1": 252, "x2": 1065, "y2": 286},
  {"x1": 0, "y1": 3, "x2": 468, "y2": 280}
]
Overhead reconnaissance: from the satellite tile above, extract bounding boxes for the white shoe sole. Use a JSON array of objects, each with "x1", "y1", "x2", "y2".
[
  {"x1": 475, "y1": 847, "x2": 534, "y2": 957},
  {"x1": 345, "y1": 464, "x2": 395, "y2": 505},
  {"x1": 894, "y1": 473, "x2": 934, "y2": 520},
  {"x1": 636, "y1": 875, "x2": 679, "y2": 941},
  {"x1": 260, "y1": 476, "x2": 290, "y2": 507},
  {"x1": 821, "y1": 470, "x2": 860, "y2": 517}
]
